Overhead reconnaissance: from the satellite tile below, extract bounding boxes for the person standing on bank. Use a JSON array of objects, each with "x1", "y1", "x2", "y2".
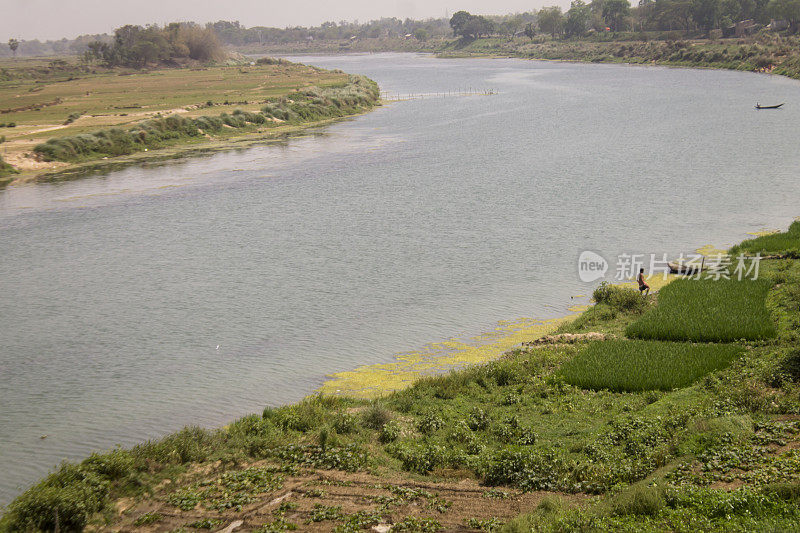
[{"x1": 638, "y1": 267, "x2": 650, "y2": 297}]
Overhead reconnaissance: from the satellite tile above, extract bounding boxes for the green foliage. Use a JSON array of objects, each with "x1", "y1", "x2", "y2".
[
  {"x1": 390, "y1": 516, "x2": 443, "y2": 532},
  {"x1": 307, "y1": 503, "x2": 343, "y2": 523},
  {"x1": 466, "y1": 517, "x2": 505, "y2": 531},
  {"x1": 254, "y1": 517, "x2": 298, "y2": 532},
  {"x1": 186, "y1": 518, "x2": 222, "y2": 529},
  {"x1": 731, "y1": 221, "x2": 800, "y2": 256},
  {"x1": 608, "y1": 484, "x2": 665, "y2": 516},
  {"x1": 32, "y1": 76, "x2": 379, "y2": 163},
  {"x1": 133, "y1": 511, "x2": 163, "y2": 525},
  {"x1": 2, "y1": 463, "x2": 109, "y2": 531},
  {"x1": 167, "y1": 466, "x2": 284, "y2": 512},
  {"x1": 593, "y1": 282, "x2": 647, "y2": 313},
  {"x1": 417, "y1": 413, "x2": 445, "y2": 435},
  {"x1": 559, "y1": 340, "x2": 743, "y2": 392},
  {"x1": 779, "y1": 348, "x2": 800, "y2": 382},
  {"x1": 0, "y1": 154, "x2": 18, "y2": 178},
  {"x1": 626, "y1": 279, "x2": 776, "y2": 342},
  {"x1": 379, "y1": 420, "x2": 402, "y2": 443},
  {"x1": 361, "y1": 403, "x2": 393, "y2": 430}
]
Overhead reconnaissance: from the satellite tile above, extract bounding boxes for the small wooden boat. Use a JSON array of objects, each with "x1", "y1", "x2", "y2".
[
  {"x1": 755, "y1": 103, "x2": 784, "y2": 109},
  {"x1": 667, "y1": 260, "x2": 707, "y2": 275}
]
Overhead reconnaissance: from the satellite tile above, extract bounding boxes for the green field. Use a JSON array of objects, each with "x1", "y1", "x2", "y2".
[
  {"x1": 559, "y1": 340, "x2": 743, "y2": 392},
  {"x1": 625, "y1": 278, "x2": 776, "y2": 342},
  {"x1": 0, "y1": 57, "x2": 369, "y2": 182}
]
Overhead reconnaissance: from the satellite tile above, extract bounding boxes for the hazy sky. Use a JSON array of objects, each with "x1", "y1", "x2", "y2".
[{"x1": 0, "y1": 0, "x2": 573, "y2": 41}]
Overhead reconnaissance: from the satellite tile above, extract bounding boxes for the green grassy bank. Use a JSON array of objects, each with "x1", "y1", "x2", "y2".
[
  {"x1": 30, "y1": 75, "x2": 379, "y2": 165},
  {"x1": 2, "y1": 221, "x2": 800, "y2": 532}
]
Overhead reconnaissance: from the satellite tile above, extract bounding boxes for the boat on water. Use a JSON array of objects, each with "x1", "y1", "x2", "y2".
[{"x1": 755, "y1": 103, "x2": 784, "y2": 109}]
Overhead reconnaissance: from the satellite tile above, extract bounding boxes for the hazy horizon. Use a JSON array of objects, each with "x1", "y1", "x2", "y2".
[{"x1": 0, "y1": 0, "x2": 576, "y2": 42}]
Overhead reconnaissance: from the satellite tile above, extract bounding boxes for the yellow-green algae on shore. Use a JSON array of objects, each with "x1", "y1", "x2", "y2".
[
  {"x1": 319, "y1": 313, "x2": 582, "y2": 398},
  {"x1": 320, "y1": 271, "x2": 684, "y2": 399}
]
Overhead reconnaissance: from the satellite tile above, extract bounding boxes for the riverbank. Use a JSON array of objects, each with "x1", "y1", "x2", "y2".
[
  {"x1": 0, "y1": 58, "x2": 380, "y2": 188},
  {"x1": 240, "y1": 33, "x2": 800, "y2": 81},
  {"x1": 434, "y1": 35, "x2": 800, "y2": 79},
  {"x1": 3, "y1": 221, "x2": 798, "y2": 532}
]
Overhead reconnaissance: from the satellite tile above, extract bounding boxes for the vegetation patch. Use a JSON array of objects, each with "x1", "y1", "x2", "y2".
[
  {"x1": 559, "y1": 340, "x2": 743, "y2": 392},
  {"x1": 731, "y1": 221, "x2": 800, "y2": 257},
  {"x1": 32, "y1": 75, "x2": 379, "y2": 163},
  {"x1": 167, "y1": 466, "x2": 284, "y2": 512},
  {"x1": 626, "y1": 278, "x2": 776, "y2": 342}
]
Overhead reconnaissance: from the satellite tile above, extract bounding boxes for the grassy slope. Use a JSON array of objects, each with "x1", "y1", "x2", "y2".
[
  {"x1": 0, "y1": 58, "x2": 376, "y2": 184},
  {"x1": 2, "y1": 225, "x2": 800, "y2": 531}
]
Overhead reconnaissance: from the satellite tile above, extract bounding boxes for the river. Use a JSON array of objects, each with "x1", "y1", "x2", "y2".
[{"x1": 1, "y1": 53, "x2": 800, "y2": 504}]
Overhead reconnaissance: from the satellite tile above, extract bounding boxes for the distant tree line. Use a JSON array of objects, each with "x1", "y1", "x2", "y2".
[
  {"x1": 451, "y1": 0, "x2": 800, "y2": 40},
  {"x1": 5, "y1": 1, "x2": 800, "y2": 61},
  {"x1": 81, "y1": 23, "x2": 224, "y2": 67}
]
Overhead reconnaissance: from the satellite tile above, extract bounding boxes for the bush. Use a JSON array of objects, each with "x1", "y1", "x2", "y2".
[
  {"x1": 593, "y1": 282, "x2": 647, "y2": 313},
  {"x1": 608, "y1": 483, "x2": 666, "y2": 516},
  {"x1": 361, "y1": 404, "x2": 392, "y2": 430},
  {"x1": 3, "y1": 464, "x2": 109, "y2": 532},
  {"x1": 380, "y1": 420, "x2": 402, "y2": 443},
  {"x1": 778, "y1": 349, "x2": 800, "y2": 382}
]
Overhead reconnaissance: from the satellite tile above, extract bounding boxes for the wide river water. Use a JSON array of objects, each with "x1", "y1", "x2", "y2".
[{"x1": 2, "y1": 53, "x2": 800, "y2": 505}]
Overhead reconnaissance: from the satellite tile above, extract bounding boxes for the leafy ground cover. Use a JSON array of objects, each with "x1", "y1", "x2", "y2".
[
  {"x1": 2, "y1": 227, "x2": 800, "y2": 532},
  {"x1": 626, "y1": 278, "x2": 776, "y2": 342},
  {"x1": 559, "y1": 340, "x2": 743, "y2": 392}
]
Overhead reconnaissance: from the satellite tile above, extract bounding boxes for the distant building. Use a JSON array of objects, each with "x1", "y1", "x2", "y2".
[
  {"x1": 767, "y1": 19, "x2": 790, "y2": 31},
  {"x1": 734, "y1": 20, "x2": 759, "y2": 37}
]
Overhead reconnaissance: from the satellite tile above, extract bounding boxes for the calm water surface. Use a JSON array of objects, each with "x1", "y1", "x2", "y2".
[{"x1": 2, "y1": 53, "x2": 800, "y2": 504}]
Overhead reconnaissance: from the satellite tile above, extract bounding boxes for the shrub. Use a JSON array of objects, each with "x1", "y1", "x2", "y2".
[
  {"x1": 3, "y1": 464, "x2": 109, "y2": 532},
  {"x1": 380, "y1": 420, "x2": 402, "y2": 443},
  {"x1": 417, "y1": 413, "x2": 445, "y2": 435},
  {"x1": 361, "y1": 404, "x2": 392, "y2": 430},
  {"x1": 593, "y1": 282, "x2": 647, "y2": 313},
  {"x1": 467, "y1": 407, "x2": 490, "y2": 431},
  {"x1": 608, "y1": 484, "x2": 665, "y2": 516},
  {"x1": 779, "y1": 349, "x2": 800, "y2": 382}
]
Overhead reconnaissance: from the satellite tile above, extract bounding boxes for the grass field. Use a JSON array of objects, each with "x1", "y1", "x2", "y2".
[
  {"x1": 625, "y1": 278, "x2": 776, "y2": 342},
  {"x1": 730, "y1": 220, "x2": 800, "y2": 257},
  {"x1": 559, "y1": 340, "x2": 743, "y2": 392},
  {"x1": 0, "y1": 57, "x2": 361, "y2": 181}
]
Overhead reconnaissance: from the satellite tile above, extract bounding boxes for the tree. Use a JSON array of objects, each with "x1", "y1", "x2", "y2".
[
  {"x1": 413, "y1": 28, "x2": 429, "y2": 41},
  {"x1": 565, "y1": 0, "x2": 593, "y2": 36},
  {"x1": 524, "y1": 22, "x2": 537, "y2": 39},
  {"x1": 602, "y1": 0, "x2": 632, "y2": 31},
  {"x1": 8, "y1": 38, "x2": 19, "y2": 57},
  {"x1": 538, "y1": 6, "x2": 565, "y2": 38},
  {"x1": 692, "y1": 0, "x2": 721, "y2": 31},
  {"x1": 450, "y1": 10, "x2": 473, "y2": 37}
]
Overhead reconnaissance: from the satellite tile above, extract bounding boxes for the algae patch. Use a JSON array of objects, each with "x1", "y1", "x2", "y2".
[{"x1": 318, "y1": 314, "x2": 578, "y2": 398}]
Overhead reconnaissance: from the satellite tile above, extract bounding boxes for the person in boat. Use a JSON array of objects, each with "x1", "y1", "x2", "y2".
[{"x1": 637, "y1": 267, "x2": 650, "y2": 297}]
